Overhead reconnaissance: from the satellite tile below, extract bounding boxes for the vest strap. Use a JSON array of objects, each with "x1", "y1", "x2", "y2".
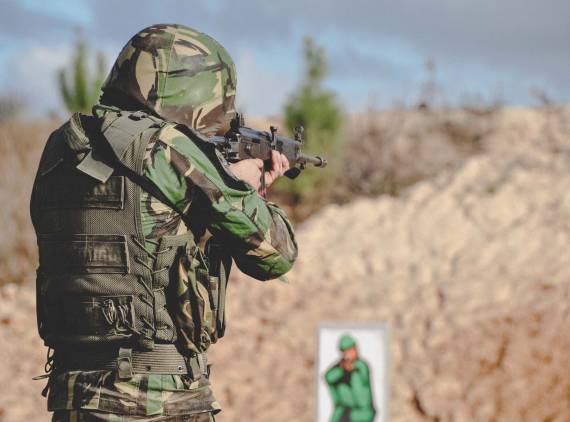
[
  {"x1": 98, "y1": 114, "x2": 194, "y2": 229},
  {"x1": 102, "y1": 110, "x2": 161, "y2": 161},
  {"x1": 198, "y1": 352, "x2": 208, "y2": 378},
  {"x1": 187, "y1": 352, "x2": 208, "y2": 380}
]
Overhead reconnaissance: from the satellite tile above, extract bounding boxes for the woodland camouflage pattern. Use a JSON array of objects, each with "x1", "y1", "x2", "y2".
[
  {"x1": 102, "y1": 24, "x2": 236, "y2": 136},
  {"x1": 52, "y1": 410, "x2": 213, "y2": 422},
  {"x1": 49, "y1": 23, "x2": 297, "y2": 420},
  {"x1": 49, "y1": 371, "x2": 219, "y2": 421},
  {"x1": 139, "y1": 120, "x2": 298, "y2": 354}
]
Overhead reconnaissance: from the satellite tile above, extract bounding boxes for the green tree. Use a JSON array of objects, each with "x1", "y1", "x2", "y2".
[
  {"x1": 58, "y1": 36, "x2": 107, "y2": 113},
  {"x1": 282, "y1": 36, "x2": 342, "y2": 203}
]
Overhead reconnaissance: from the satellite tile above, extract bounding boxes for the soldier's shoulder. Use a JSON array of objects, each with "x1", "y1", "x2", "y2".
[
  {"x1": 36, "y1": 118, "x2": 73, "y2": 175},
  {"x1": 145, "y1": 121, "x2": 253, "y2": 194},
  {"x1": 153, "y1": 123, "x2": 240, "y2": 181},
  {"x1": 154, "y1": 123, "x2": 187, "y2": 144},
  {"x1": 154, "y1": 122, "x2": 210, "y2": 150}
]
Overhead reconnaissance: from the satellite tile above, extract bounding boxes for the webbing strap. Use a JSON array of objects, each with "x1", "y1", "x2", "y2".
[
  {"x1": 113, "y1": 158, "x2": 193, "y2": 230},
  {"x1": 197, "y1": 353, "x2": 208, "y2": 377},
  {"x1": 93, "y1": 112, "x2": 194, "y2": 229},
  {"x1": 102, "y1": 110, "x2": 163, "y2": 161},
  {"x1": 55, "y1": 344, "x2": 205, "y2": 378}
]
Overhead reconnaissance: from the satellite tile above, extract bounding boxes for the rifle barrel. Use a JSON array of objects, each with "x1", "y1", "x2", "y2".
[{"x1": 299, "y1": 153, "x2": 327, "y2": 168}]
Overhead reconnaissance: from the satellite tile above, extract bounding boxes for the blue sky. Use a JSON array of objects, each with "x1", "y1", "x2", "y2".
[{"x1": 1, "y1": 0, "x2": 568, "y2": 117}]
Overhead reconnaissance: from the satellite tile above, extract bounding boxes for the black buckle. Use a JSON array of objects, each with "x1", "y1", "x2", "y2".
[
  {"x1": 186, "y1": 353, "x2": 208, "y2": 380},
  {"x1": 117, "y1": 348, "x2": 133, "y2": 380}
]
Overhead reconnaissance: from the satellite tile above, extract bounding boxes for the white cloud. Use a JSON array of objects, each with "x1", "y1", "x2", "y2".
[
  {"x1": 8, "y1": 40, "x2": 120, "y2": 117},
  {"x1": 9, "y1": 43, "x2": 73, "y2": 115}
]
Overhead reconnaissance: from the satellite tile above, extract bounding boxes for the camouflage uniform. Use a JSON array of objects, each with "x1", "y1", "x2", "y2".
[{"x1": 32, "y1": 24, "x2": 297, "y2": 421}]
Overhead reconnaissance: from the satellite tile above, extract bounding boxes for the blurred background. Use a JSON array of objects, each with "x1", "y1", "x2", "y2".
[{"x1": 1, "y1": 0, "x2": 570, "y2": 420}]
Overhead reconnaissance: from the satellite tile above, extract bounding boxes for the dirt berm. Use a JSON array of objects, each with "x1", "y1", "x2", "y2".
[{"x1": 1, "y1": 106, "x2": 570, "y2": 421}]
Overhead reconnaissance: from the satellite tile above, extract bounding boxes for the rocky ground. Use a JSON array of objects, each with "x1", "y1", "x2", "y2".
[{"x1": 1, "y1": 106, "x2": 570, "y2": 421}]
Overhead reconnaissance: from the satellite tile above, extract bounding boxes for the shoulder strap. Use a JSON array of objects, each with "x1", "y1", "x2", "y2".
[
  {"x1": 113, "y1": 157, "x2": 188, "y2": 225},
  {"x1": 106, "y1": 119, "x2": 194, "y2": 229},
  {"x1": 101, "y1": 110, "x2": 163, "y2": 162},
  {"x1": 77, "y1": 111, "x2": 194, "y2": 229}
]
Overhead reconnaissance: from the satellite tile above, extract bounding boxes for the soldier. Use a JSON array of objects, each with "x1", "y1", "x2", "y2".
[
  {"x1": 324, "y1": 335, "x2": 376, "y2": 422},
  {"x1": 30, "y1": 24, "x2": 297, "y2": 422}
]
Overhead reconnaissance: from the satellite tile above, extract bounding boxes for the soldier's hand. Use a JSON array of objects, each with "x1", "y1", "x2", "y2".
[
  {"x1": 263, "y1": 150, "x2": 290, "y2": 191},
  {"x1": 229, "y1": 151, "x2": 289, "y2": 194},
  {"x1": 229, "y1": 158, "x2": 264, "y2": 189}
]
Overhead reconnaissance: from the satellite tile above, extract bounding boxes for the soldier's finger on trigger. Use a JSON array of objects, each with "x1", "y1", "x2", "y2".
[
  {"x1": 273, "y1": 151, "x2": 283, "y2": 176},
  {"x1": 281, "y1": 153, "x2": 289, "y2": 173},
  {"x1": 270, "y1": 150, "x2": 280, "y2": 175},
  {"x1": 276, "y1": 151, "x2": 283, "y2": 175}
]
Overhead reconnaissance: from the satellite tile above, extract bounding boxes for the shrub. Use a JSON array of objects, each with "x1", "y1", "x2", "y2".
[
  {"x1": 280, "y1": 36, "x2": 342, "y2": 204},
  {"x1": 58, "y1": 36, "x2": 106, "y2": 114}
]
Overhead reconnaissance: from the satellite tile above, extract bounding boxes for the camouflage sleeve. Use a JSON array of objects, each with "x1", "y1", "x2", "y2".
[{"x1": 144, "y1": 125, "x2": 298, "y2": 280}]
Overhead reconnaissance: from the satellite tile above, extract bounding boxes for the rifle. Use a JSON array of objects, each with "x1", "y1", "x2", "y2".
[{"x1": 208, "y1": 114, "x2": 327, "y2": 188}]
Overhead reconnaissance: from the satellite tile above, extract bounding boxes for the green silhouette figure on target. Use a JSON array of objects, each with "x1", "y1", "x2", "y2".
[{"x1": 324, "y1": 334, "x2": 376, "y2": 422}]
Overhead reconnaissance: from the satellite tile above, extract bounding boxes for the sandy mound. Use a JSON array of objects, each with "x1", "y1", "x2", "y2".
[
  {"x1": 1, "y1": 106, "x2": 570, "y2": 421},
  {"x1": 208, "y1": 106, "x2": 570, "y2": 421}
]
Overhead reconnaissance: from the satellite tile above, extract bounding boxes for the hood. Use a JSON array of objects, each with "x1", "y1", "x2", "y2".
[{"x1": 100, "y1": 23, "x2": 237, "y2": 136}]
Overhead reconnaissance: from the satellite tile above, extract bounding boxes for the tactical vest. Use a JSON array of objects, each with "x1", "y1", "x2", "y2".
[{"x1": 31, "y1": 110, "x2": 230, "y2": 375}]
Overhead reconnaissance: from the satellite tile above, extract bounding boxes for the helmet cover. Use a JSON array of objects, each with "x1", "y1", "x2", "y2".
[{"x1": 101, "y1": 23, "x2": 237, "y2": 135}]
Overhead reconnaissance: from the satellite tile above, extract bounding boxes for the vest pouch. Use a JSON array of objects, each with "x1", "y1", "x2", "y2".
[
  {"x1": 57, "y1": 295, "x2": 136, "y2": 344},
  {"x1": 38, "y1": 234, "x2": 130, "y2": 275},
  {"x1": 204, "y1": 238, "x2": 232, "y2": 343},
  {"x1": 36, "y1": 271, "x2": 66, "y2": 347},
  {"x1": 173, "y1": 244, "x2": 218, "y2": 354},
  {"x1": 196, "y1": 257, "x2": 216, "y2": 347},
  {"x1": 208, "y1": 274, "x2": 220, "y2": 343}
]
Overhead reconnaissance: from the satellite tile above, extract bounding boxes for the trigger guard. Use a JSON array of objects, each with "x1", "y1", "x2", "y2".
[{"x1": 284, "y1": 167, "x2": 301, "y2": 179}]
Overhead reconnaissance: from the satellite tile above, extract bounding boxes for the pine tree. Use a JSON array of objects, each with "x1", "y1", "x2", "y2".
[
  {"x1": 282, "y1": 36, "x2": 342, "y2": 202},
  {"x1": 58, "y1": 36, "x2": 106, "y2": 114}
]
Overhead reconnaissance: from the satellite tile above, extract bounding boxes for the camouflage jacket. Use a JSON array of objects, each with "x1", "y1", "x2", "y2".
[{"x1": 45, "y1": 114, "x2": 298, "y2": 417}]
